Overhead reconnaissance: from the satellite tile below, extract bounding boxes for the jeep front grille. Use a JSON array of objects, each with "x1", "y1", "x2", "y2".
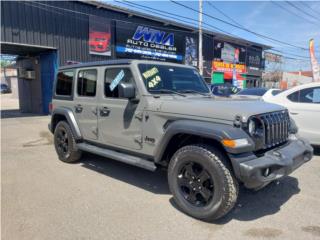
[{"x1": 259, "y1": 110, "x2": 290, "y2": 148}]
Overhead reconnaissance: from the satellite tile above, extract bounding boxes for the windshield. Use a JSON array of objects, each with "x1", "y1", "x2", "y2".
[
  {"x1": 138, "y1": 64, "x2": 210, "y2": 94},
  {"x1": 237, "y1": 88, "x2": 267, "y2": 96}
]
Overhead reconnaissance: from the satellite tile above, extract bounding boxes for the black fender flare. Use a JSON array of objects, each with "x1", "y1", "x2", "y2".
[
  {"x1": 154, "y1": 120, "x2": 254, "y2": 163},
  {"x1": 50, "y1": 107, "x2": 82, "y2": 140}
]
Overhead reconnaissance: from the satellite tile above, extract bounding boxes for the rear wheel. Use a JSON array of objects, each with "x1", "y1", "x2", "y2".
[
  {"x1": 168, "y1": 144, "x2": 238, "y2": 221},
  {"x1": 54, "y1": 121, "x2": 82, "y2": 163}
]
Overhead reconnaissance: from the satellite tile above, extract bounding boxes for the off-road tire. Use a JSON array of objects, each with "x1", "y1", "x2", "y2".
[
  {"x1": 168, "y1": 144, "x2": 238, "y2": 221},
  {"x1": 54, "y1": 121, "x2": 82, "y2": 163}
]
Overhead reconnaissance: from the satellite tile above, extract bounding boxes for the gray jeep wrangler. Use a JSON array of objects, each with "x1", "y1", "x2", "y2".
[{"x1": 49, "y1": 59, "x2": 313, "y2": 221}]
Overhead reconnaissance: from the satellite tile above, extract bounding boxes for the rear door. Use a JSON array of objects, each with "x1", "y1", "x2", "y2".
[
  {"x1": 73, "y1": 68, "x2": 98, "y2": 140},
  {"x1": 286, "y1": 86, "x2": 320, "y2": 143}
]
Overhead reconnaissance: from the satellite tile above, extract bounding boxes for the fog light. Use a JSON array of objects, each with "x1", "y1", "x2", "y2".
[{"x1": 288, "y1": 134, "x2": 298, "y2": 141}]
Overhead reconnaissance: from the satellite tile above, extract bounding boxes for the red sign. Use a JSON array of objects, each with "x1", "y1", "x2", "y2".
[{"x1": 212, "y1": 61, "x2": 247, "y2": 73}]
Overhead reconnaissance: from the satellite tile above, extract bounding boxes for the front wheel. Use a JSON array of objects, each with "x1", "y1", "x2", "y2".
[{"x1": 168, "y1": 144, "x2": 238, "y2": 221}]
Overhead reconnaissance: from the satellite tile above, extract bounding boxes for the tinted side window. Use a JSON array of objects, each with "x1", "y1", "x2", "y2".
[
  {"x1": 56, "y1": 71, "x2": 73, "y2": 96},
  {"x1": 272, "y1": 90, "x2": 282, "y2": 96},
  {"x1": 105, "y1": 68, "x2": 134, "y2": 98},
  {"x1": 77, "y1": 69, "x2": 97, "y2": 97},
  {"x1": 287, "y1": 91, "x2": 300, "y2": 102},
  {"x1": 287, "y1": 87, "x2": 320, "y2": 103},
  {"x1": 300, "y1": 87, "x2": 320, "y2": 103}
]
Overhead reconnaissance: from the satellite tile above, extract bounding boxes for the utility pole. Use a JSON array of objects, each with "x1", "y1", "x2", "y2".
[{"x1": 198, "y1": 0, "x2": 203, "y2": 75}]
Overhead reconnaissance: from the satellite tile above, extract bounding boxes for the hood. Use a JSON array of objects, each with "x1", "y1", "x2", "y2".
[
  {"x1": 230, "y1": 94, "x2": 262, "y2": 100},
  {"x1": 158, "y1": 96, "x2": 285, "y2": 122}
]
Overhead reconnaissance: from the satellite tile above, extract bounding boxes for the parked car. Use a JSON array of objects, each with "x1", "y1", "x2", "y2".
[
  {"x1": 209, "y1": 83, "x2": 240, "y2": 97},
  {"x1": 89, "y1": 31, "x2": 111, "y2": 53},
  {"x1": 0, "y1": 83, "x2": 11, "y2": 94},
  {"x1": 49, "y1": 60, "x2": 313, "y2": 221},
  {"x1": 264, "y1": 82, "x2": 320, "y2": 146}
]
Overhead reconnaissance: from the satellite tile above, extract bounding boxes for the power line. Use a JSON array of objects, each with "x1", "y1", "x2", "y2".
[
  {"x1": 170, "y1": 0, "x2": 309, "y2": 51},
  {"x1": 205, "y1": 1, "x2": 312, "y2": 59},
  {"x1": 207, "y1": 2, "x2": 245, "y2": 28},
  {"x1": 116, "y1": 0, "x2": 240, "y2": 38},
  {"x1": 271, "y1": 1, "x2": 319, "y2": 26},
  {"x1": 300, "y1": 1, "x2": 320, "y2": 16},
  {"x1": 114, "y1": 0, "x2": 308, "y2": 60},
  {"x1": 285, "y1": 1, "x2": 320, "y2": 22},
  {"x1": 270, "y1": 49, "x2": 309, "y2": 59}
]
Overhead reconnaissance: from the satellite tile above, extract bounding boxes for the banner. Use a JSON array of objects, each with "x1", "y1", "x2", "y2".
[
  {"x1": 89, "y1": 16, "x2": 112, "y2": 56},
  {"x1": 246, "y1": 47, "x2": 262, "y2": 70},
  {"x1": 214, "y1": 40, "x2": 246, "y2": 64},
  {"x1": 264, "y1": 52, "x2": 282, "y2": 63},
  {"x1": 212, "y1": 61, "x2": 246, "y2": 73},
  {"x1": 116, "y1": 22, "x2": 183, "y2": 62},
  {"x1": 309, "y1": 39, "x2": 320, "y2": 82},
  {"x1": 232, "y1": 49, "x2": 239, "y2": 87},
  {"x1": 185, "y1": 36, "x2": 198, "y2": 67}
]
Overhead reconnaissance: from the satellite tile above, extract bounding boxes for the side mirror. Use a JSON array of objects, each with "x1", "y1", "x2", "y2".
[{"x1": 118, "y1": 83, "x2": 136, "y2": 99}]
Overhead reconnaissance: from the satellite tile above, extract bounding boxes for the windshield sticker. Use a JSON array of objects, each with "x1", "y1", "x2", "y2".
[
  {"x1": 143, "y1": 67, "x2": 159, "y2": 79},
  {"x1": 148, "y1": 75, "x2": 161, "y2": 88},
  {"x1": 109, "y1": 70, "x2": 125, "y2": 91}
]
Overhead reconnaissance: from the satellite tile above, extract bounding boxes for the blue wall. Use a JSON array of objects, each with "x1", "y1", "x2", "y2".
[{"x1": 40, "y1": 51, "x2": 58, "y2": 114}]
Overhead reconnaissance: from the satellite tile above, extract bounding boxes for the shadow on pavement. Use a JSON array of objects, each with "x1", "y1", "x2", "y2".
[
  {"x1": 215, "y1": 176, "x2": 300, "y2": 223},
  {"x1": 0, "y1": 109, "x2": 45, "y2": 119},
  {"x1": 80, "y1": 153, "x2": 170, "y2": 195},
  {"x1": 313, "y1": 146, "x2": 320, "y2": 156},
  {"x1": 80, "y1": 153, "x2": 300, "y2": 223}
]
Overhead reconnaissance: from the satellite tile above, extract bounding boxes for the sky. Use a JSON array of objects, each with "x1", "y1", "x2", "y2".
[{"x1": 104, "y1": 0, "x2": 320, "y2": 71}]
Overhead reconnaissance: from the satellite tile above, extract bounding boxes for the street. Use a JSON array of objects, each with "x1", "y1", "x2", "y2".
[{"x1": 1, "y1": 97, "x2": 320, "y2": 240}]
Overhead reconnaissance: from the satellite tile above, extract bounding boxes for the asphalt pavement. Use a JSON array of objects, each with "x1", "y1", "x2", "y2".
[{"x1": 1, "y1": 100, "x2": 320, "y2": 240}]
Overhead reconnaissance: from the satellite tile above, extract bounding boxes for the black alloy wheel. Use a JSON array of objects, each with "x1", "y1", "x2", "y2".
[
  {"x1": 168, "y1": 144, "x2": 238, "y2": 221},
  {"x1": 54, "y1": 121, "x2": 82, "y2": 163},
  {"x1": 177, "y1": 162, "x2": 214, "y2": 207},
  {"x1": 56, "y1": 127, "x2": 69, "y2": 157}
]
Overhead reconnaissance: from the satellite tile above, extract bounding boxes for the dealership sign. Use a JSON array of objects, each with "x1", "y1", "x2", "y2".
[
  {"x1": 132, "y1": 26, "x2": 174, "y2": 46},
  {"x1": 212, "y1": 61, "x2": 247, "y2": 73},
  {"x1": 116, "y1": 23, "x2": 183, "y2": 62}
]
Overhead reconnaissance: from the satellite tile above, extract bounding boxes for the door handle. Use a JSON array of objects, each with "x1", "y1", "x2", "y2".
[
  {"x1": 74, "y1": 104, "x2": 83, "y2": 113},
  {"x1": 290, "y1": 112, "x2": 299, "y2": 115},
  {"x1": 100, "y1": 107, "x2": 110, "y2": 117},
  {"x1": 92, "y1": 107, "x2": 98, "y2": 116}
]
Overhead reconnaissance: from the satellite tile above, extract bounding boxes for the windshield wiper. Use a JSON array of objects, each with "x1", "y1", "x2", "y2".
[
  {"x1": 150, "y1": 89, "x2": 186, "y2": 97},
  {"x1": 179, "y1": 89, "x2": 210, "y2": 96}
]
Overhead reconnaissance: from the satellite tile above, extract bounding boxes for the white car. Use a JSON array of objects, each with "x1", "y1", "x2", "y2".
[{"x1": 264, "y1": 82, "x2": 320, "y2": 146}]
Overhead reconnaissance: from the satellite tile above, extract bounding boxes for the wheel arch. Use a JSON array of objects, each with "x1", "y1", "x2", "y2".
[
  {"x1": 154, "y1": 120, "x2": 253, "y2": 164},
  {"x1": 50, "y1": 107, "x2": 82, "y2": 140}
]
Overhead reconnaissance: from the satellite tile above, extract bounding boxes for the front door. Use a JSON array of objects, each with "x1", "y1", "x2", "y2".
[
  {"x1": 74, "y1": 68, "x2": 98, "y2": 140},
  {"x1": 97, "y1": 66, "x2": 142, "y2": 150}
]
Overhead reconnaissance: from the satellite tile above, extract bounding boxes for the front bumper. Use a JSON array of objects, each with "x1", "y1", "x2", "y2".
[{"x1": 229, "y1": 137, "x2": 313, "y2": 189}]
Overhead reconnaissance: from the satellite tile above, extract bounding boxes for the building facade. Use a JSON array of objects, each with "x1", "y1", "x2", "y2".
[{"x1": 1, "y1": 1, "x2": 270, "y2": 113}]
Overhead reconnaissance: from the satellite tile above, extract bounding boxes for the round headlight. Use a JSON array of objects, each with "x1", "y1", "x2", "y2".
[{"x1": 248, "y1": 119, "x2": 256, "y2": 135}]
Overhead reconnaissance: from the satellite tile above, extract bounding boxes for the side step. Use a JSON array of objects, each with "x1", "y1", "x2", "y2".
[{"x1": 77, "y1": 143, "x2": 157, "y2": 171}]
